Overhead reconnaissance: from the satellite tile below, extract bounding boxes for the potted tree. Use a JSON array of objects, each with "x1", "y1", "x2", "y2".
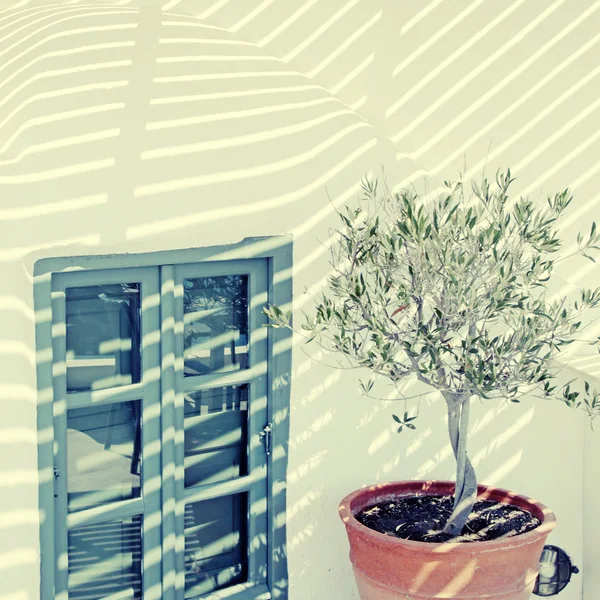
[{"x1": 265, "y1": 170, "x2": 600, "y2": 599}]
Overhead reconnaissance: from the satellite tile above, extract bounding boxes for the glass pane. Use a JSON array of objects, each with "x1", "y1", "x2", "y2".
[
  {"x1": 66, "y1": 284, "x2": 141, "y2": 392},
  {"x1": 67, "y1": 400, "x2": 141, "y2": 511},
  {"x1": 68, "y1": 515, "x2": 142, "y2": 600},
  {"x1": 184, "y1": 386, "x2": 248, "y2": 488},
  {"x1": 184, "y1": 494, "x2": 247, "y2": 598},
  {"x1": 183, "y1": 275, "x2": 248, "y2": 376}
]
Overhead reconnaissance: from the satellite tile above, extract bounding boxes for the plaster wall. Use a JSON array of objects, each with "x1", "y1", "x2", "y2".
[{"x1": 1, "y1": 1, "x2": 598, "y2": 598}]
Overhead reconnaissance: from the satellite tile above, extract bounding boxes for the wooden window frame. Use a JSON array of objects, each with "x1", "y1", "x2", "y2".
[{"x1": 34, "y1": 236, "x2": 293, "y2": 600}]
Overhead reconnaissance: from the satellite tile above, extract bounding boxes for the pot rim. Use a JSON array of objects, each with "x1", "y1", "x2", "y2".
[{"x1": 339, "y1": 480, "x2": 557, "y2": 553}]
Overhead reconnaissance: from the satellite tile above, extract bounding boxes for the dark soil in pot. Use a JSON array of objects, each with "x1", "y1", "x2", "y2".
[{"x1": 356, "y1": 494, "x2": 541, "y2": 543}]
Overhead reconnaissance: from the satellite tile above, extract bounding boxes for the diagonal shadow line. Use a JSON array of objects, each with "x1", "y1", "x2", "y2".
[
  {"x1": 517, "y1": 132, "x2": 600, "y2": 199},
  {"x1": 460, "y1": 64, "x2": 600, "y2": 182},
  {"x1": 515, "y1": 113, "x2": 600, "y2": 175},
  {"x1": 390, "y1": 0, "x2": 568, "y2": 142},
  {"x1": 194, "y1": 0, "x2": 234, "y2": 21},
  {"x1": 156, "y1": 0, "x2": 595, "y2": 252},
  {"x1": 401, "y1": 0, "x2": 449, "y2": 35},
  {"x1": 306, "y1": 9, "x2": 381, "y2": 79},
  {"x1": 160, "y1": 6, "x2": 445, "y2": 200},
  {"x1": 281, "y1": 0, "x2": 362, "y2": 63},
  {"x1": 0, "y1": 2, "x2": 438, "y2": 266},
  {"x1": 255, "y1": 0, "x2": 320, "y2": 48},
  {"x1": 229, "y1": 0, "x2": 278, "y2": 33},
  {"x1": 390, "y1": 0, "x2": 489, "y2": 83},
  {"x1": 413, "y1": 1, "x2": 600, "y2": 159}
]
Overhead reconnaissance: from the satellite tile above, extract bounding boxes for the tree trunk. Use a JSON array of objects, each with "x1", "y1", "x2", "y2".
[{"x1": 441, "y1": 392, "x2": 478, "y2": 537}]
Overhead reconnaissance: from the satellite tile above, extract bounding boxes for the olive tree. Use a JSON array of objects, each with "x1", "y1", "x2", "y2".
[{"x1": 265, "y1": 170, "x2": 600, "y2": 537}]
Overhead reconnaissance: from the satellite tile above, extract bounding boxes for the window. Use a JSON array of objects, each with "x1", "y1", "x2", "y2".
[{"x1": 34, "y1": 239, "x2": 292, "y2": 600}]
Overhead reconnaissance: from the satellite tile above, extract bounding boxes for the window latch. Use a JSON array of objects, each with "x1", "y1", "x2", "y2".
[
  {"x1": 259, "y1": 423, "x2": 273, "y2": 456},
  {"x1": 54, "y1": 466, "x2": 60, "y2": 480}
]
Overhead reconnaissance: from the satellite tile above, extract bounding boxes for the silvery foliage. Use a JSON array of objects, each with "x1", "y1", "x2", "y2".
[{"x1": 265, "y1": 170, "x2": 600, "y2": 536}]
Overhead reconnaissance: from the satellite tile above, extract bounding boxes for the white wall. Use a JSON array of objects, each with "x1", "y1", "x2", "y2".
[{"x1": 1, "y1": 1, "x2": 599, "y2": 598}]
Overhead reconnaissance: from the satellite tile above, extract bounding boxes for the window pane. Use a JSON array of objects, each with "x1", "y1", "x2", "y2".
[
  {"x1": 67, "y1": 400, "x2": 141, "y2": 511},
  {"x1": 68, "y1": 515, "x2": 142, "y2": 600},
  {"x1": 66, "y1": 284, "x2": 141, "y2": 392},
  {"x1": 184, "y1": 494, "x2": 247, "y2": 598},
  {"x1": 183, "y1": 275, "x2": 248, "y2": 376},
  {"x1": 184, "y1": 386, "x2": 248, "y2": 488}
]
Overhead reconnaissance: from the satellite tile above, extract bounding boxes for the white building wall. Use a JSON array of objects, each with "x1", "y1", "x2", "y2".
[{"x1": 1, "y1": 1, "x2": 599, "y2": 598}]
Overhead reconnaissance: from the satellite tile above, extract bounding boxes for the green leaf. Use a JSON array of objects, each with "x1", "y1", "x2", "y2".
[
  {"x1": 445, "y1": 205, "x2": 459, "y2": 224},
  {"x1": 392, "y1": 414, "x2": 402, "y2": 423}
]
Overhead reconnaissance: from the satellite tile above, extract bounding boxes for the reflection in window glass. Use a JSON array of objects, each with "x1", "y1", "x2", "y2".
[
  {"x1": 67, "y1": 400, "x2": 141, "y2": 511},
  {"x1": 184, "y1": 386, "x2": 248, "y2": 488},
  {"x1": 66, "y1": 284, "x2": 141, "y2": 392},
  {"x1": 184, "y1": 494, "x2": 247, "y2": 598},
  {"x1": 68, "y1": 515, "x2": 142, "y2": 600},
  {"x1": 183, "y1": 275, "x2": 248, "y2": 377}
]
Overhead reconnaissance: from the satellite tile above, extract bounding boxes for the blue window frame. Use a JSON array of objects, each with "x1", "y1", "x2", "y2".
[{"x1": 34, "y1": 237, "x2": 292, "y2": 600}]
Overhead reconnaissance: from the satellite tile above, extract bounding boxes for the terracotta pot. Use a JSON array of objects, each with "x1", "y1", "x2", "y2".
[{"x1": 339, "y1": 481, "x2": 556, "y2": 600}]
